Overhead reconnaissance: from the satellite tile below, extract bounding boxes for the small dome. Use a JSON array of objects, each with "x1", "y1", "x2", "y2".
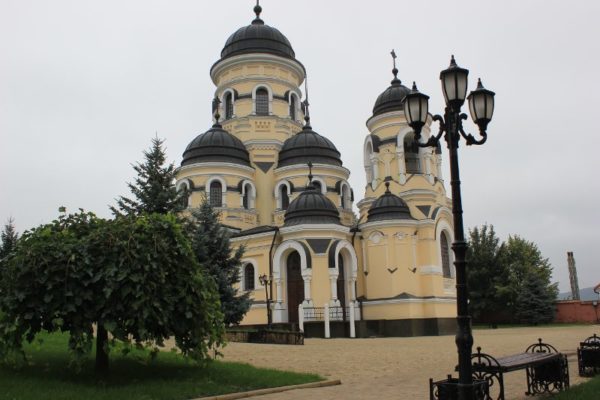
[
  {"x1": 219, "y1": 5, "x2": 296, "y2": 62},
  {"x1": 367, "y1": 183, "x2": 413, "y2": 222},
  {"x1": 181, "y1": 123, "x2": 250, "y2": 167},
  {"x1": 372, "y1": 68, "x2": 411, "y2": 117},
  {"x1": 278, "y1": 124, "x2": 342, "y2": 168},
  {"x1": 284, "y1": 184, "x2": 341, "y2": 226}
]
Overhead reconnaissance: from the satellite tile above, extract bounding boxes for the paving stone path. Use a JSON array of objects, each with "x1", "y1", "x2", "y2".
[{"x1": 220, "y1": 325, "x2": 596, "y2": 399}]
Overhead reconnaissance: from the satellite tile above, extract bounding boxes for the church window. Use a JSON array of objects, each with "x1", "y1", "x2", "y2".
[
  {"x1": 404, "y1": 132, "x2": 421, "y2": 174},
  {"x1": 256, "y1": 88, "x2": 269, "y2": 115},
  {"x1": 289, "y1": 95, "x2": 296, "y2": 121},
  {"x1": 224, "y1": 92, "x2": 233, "y2": 120},
  {"x1": 210, "y1": 181, "x2": 223, "y2": 208},
  {"x1": 441, "y1": 231, "x2": 451, "y2": 278},
  {"x1": 244, "y1": 263, "x2": 255, "y2": 291},
  {"x1": 312, "y1": 180, "x2": 322, "y2": 193},
  {"x1": 242, "y1": 183, "x2": 253, "y2": 209},
  {"x1": 280, "y1": 184, "x2": 289, "y2": 210}
]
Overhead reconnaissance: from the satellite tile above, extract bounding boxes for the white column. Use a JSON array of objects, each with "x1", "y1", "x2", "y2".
[
  {"x1": 298, "y1": 304, "x2": 304, "y2": 332},
  {"x1": 324, "y1": 303, "x2": 330, "y2": 339},
  {"x1": 349, "y1": 302, "x2": 356, "y2": 338},
  {"x1": 350, "y1": 278, "x2": 357, "y2": 301},
  {"x1": 329, "y1": 276, "x2": 340, "y2": 306},
  {"x1": 397, "y1": 150, "x2": 406, "y2": 184},
  {"x1": 370, "y1": 155, "x2": 379, "y2": 187},
  {"x1": 436, "y1": 155, "x2": 443, "y2": 181},
  {"x1": 425, "y1": 152, "x2": 434, "y2": 184},
  {"x1": 302, "y1": 276, "x2": 313, "y2": 306}
]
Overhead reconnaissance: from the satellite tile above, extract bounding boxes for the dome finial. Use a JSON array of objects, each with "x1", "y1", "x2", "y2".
[
  {"x1": 303, "y1": 73, "x2": 311, "y2": 128},
  {"x1": 213, "y1": 96, "x2": 222, "y2": 126},
  {"x1": 385, "y1": 181, "x2": 391, "y2": 193},
  {"x1": 307, "y1": 161, "x2": 314, "y2": 187},
  {"x1": 390, "y1": 49, "x2": 400, "y2": 85},
  {"x1": 253, "y1": 0, "x2": 264, "y2": 25}
]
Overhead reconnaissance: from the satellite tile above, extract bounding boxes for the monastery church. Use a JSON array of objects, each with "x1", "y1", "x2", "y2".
[{"x1": 175, "y1": 3, "x2": 456, "y2": 337}]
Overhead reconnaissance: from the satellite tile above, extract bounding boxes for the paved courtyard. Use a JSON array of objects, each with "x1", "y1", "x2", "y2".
[{"x1": 220, "y1": 325, "x2": 596, "y2": 399}]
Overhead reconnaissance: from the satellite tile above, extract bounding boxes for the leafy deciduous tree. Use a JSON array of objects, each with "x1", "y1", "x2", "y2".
[{"x1": 0, "y1": 210, "x2": 223, "y2": 373}]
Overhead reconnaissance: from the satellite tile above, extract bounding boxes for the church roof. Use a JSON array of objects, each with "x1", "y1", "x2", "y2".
[
  {"x1": 284, "y1": 183, "x2": 341, "y2": 226},
  {"x1": 219, "y1": 4, "x2": 296, "y2": 62},
  {"x1": 372, "y1": 68, "x2": 411, "y2": 117},
  {"x1": 181, "y1": 123, "x2": 250, "y2": 167},
  {"x1": 278, "y1": 124, "x2": 342, "y2": 168},
  {"x1": 367, "y1": 182, "x2": 413, "y2": 222}
]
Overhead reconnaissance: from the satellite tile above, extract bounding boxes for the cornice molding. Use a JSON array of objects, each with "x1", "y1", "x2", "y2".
[{"x1": 211, "y1": 53, "x2": 306, "y2": 85}]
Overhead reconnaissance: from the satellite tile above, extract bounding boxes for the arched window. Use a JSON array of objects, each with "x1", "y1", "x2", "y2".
[
  {"x1": 210, "y1": 181, "x2": 222, "y2": 208},
  {"x1": 280, "y1": 184, "x2": 289, "y2": 210},
  {"x1": 242, "y1": 183, "x2": 252, "y2": 209},
  {"x1": 441, "y1": 231, "x2": 451, "y2": 278},
  {"x1": 224, "y1": 92, "x2": 233, "y2": 120},
  {"x1": 312, "y1": 181, "x2": 322, "y2": 193},
  {"x1": 404, "y1": 132, "x2": 421, "y2": 174},
  {"x1": 341, "y1": 184, "x2": 351, "y2": 209},
  {"x1": 256, "y1": 88, "x2": 269, "y2": 115},
  {"x1": 244, "y1": 264, "x2": 255, "y2": 291},
  {"x1": 289, "y1": 95, "x2": 296, "y2": 121}
]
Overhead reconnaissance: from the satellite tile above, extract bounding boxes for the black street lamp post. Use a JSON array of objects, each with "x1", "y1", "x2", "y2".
[
  {"x1": 258, "y1": 274, "x2": 272, "y2": 328},
  {"x1": 404, "y1": 56, "x2": 495, "y2": 400}
]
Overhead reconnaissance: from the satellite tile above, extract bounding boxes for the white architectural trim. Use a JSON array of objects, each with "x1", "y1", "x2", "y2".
[
  {"x1": 274, "y1": 163, "x2": 351, "y2": 176},
  {"x1": 328, "y1": 239, "x2": 359, "y2": 307},
  {"x1": 240, "y1": 179, "x2": 256, "y2": 209},
  {"x1": 205, "y1": 176, "x2": 227, "y2": 207},
  {"x1": 210, "y1": 53, "x2": 306, "y2": 85},
  {"x1": 252, "y1": 84, "x2": 273, "y2": 115},
  {"x1": 272, "y1": 240, "x2": 313, "y2": 323},
  {"x1": 279, "y1": 224, "x2": 351, "y2": 235},
  {"x1": 177, "y1": 162, "x2": 255, "y2": 174},
  {"x1": 339, "y1": 180, "x2": 352, "y2": 209},
  {"x1": 419, "y1": 264, "x2": 444, "y2": 275},
  {"x1": 240, "y1": 258, "x2": 260, "y2": 291},
  {"x1": 435, "y1": 218, "x2": 455, "y2": 279},
  {"x1": 288, "y1": 91, "x2": 301, "y2": 122},
  {"x1": 310, "y1": 176, "x2": 327, "y2": 194},
  {"x1": 274, "y1": 179, "x2": 291, "y2": 209},
  {"x1": 220, "y1": 88, "x2": 237, "y2": 119}
]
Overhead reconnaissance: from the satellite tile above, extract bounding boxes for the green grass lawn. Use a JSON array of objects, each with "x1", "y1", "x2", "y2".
[
  {"x1": 549, "y1": 375, "x2": 600, "y2": 399},
  {"x1": 0, "y1": 333, "x2": 322, "y2": 400}
]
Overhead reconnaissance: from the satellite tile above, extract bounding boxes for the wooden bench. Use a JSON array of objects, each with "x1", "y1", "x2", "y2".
[
  {"x1": 471, "y1": 338, "x2": 569, "y2": 400},
  {"x1": 577, "y1": 333, "x2": 600, "y2": 376}
]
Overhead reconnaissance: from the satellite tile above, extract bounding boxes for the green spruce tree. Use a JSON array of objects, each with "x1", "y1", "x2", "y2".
[
  {"x1": 515, "y1": 271, "x2": 556, "y2": 324},
  {"x1": 112, "y1": 136, "x2": 185, "y2": 216},
  {"x1": 0, "y1": 218, "x2": 19, "y2": 265},
  {"x1": 188, "y1": 199, "x2": 250, "y2": 326}
]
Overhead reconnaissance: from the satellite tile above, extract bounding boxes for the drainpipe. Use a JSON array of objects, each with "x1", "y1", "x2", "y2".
[{"x1": 268, "y1": 227, "x2": 280, "y2": 311}]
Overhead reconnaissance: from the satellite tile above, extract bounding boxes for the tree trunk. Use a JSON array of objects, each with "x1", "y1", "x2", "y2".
[{"x1": 95, "y1": 323, "x2": 109, "y2": 374}]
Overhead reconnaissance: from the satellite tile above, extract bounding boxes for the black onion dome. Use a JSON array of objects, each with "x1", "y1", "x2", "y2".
[
  {"x1": 367, "y1": 183, "x2": 413, "y2": 222},
  {"x1": 284, "y1": 185, "x2": 341, "y2": 226},
  {"x1": 372, "y1": 68, "x2": 411, "y2": 117},
  {"x1": 181, "y1": 123, "x2": 250, "y2": 167},
  {"x1": 220, "y1": 5, "x2": 296, "y2": 61},
  {"x1": 278, "y1": 125, "x2": 342, "y2": 168}
]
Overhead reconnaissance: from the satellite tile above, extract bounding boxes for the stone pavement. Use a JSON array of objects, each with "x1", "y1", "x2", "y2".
[{"x1": 220, "y1": 325, "x2": 596, "y2": 399}]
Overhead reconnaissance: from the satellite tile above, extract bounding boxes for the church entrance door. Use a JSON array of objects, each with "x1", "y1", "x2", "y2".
[{"x1": 286, "y1": 251, "x2": 304, "y2": 324}]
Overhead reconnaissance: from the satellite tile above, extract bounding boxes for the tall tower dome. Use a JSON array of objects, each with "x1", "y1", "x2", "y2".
[{"x1": 177, "y1": 3, "x2": 355, "y2": 231}]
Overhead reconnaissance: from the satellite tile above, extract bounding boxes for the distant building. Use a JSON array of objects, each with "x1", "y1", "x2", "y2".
[{"x1": 176, "y1": 4, "x2": 456, "y2": 336}]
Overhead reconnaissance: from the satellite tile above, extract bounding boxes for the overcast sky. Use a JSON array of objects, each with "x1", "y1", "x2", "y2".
[{"x1": 1, "y1": 0, "x2": 598, "y2": 293}]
